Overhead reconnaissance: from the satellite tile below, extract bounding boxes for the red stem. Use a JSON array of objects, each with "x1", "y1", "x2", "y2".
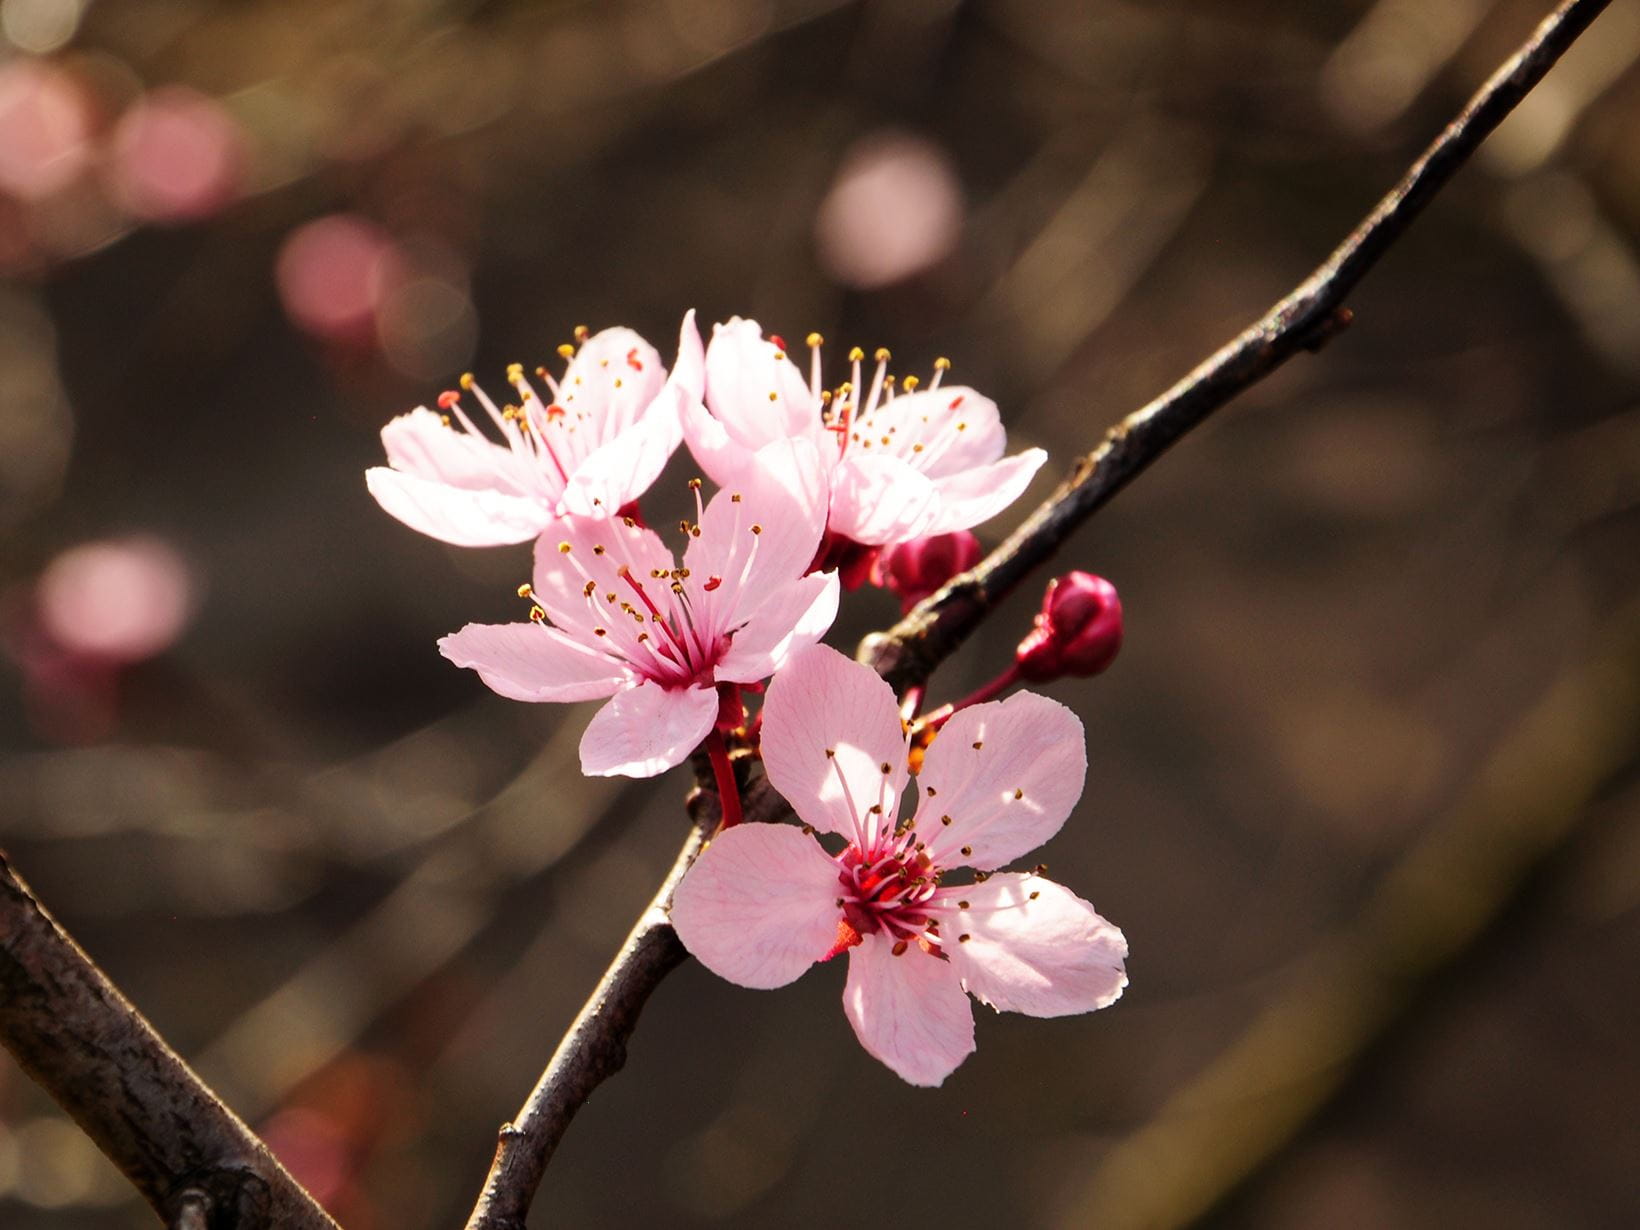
[{"x1": 705, "y1": 728, "x2": 742, "y2": 830}]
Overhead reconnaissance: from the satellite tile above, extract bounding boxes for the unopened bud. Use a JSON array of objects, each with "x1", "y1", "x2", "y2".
[
  {"x1": 1015, "y1": 572, "x2": 1123, "y2": 682},
  {"x1": 874, "y1": 531, "x2": 982, "y2": 613}
]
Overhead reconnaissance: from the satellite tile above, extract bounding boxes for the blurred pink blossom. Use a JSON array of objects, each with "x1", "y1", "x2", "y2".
[
  {"x1": 37, "y1": 535, "x2": 194, "y2": 663},
  {"x1": 0, "y1": 58, "x2": 93, "y2": 200},
  {"x1": 109, "y1": 87, "x2": 244, "y2": 222},
  {"x1": 276, "y1": 214, "x2": 405, "y2": 345},
  {"x1": 815, "y1": 131, "x2": 964, "y2": 290},
  {"x1": 671, "y1": 644, "x2": 1126, "y2": 1086}
]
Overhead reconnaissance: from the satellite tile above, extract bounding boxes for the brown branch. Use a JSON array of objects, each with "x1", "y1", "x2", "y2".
[
  {"x1": 0, "y1": 854, "x2": 339, "y2": 1230},
  {"x1": 860, "y1": 0, "x2": 1613, "y2": 690},
  {"x1": 459, "y1": 0, "x2": 1614, "y2": 1223}
]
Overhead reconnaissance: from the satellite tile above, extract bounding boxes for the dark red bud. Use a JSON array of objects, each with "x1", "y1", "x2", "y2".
[
  {"x1": 874, "y1": 531, "x2": 982, "y2": 613},
  {"x1": 1015, "y1": 571, "x2": 1123, "y2": 682}
]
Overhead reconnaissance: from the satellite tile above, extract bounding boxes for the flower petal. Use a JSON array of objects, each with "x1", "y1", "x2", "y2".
[
  {"x1": 704, "y1": 317, "x2": 818, "y2": 448},
  {"x1": 871, "y1": 386, "x2": 1007, "y2": 477},
  {"x1": 760, "y1": 644, "x2": 909, "y2": 843},
  {"x1": 715, "y1": 570, "x2": 840, "y2": 685},
  {"x1": 558, "y1": 400, "x2": 683, "y2": 518},
  {"x1": 827, "y1": 454, "x2": 939, "y2": 546},
  {"x1": 531, "y1": 513, "x2": 678, "y2": 645},
  {"x1": 912, "y1": 690, "x2": 1086, "y2": 870},
  {"x1": 559, "y1": 326, "x2": 667, "y2": 440},
  {"x1": 365, "y1": 466, "x2": 548, "y2": 547},
  {"x1": 578, "y1": 679, "x2": 717, "y2": 777},
  {"x1": 921, "y1": 449, "x2": 1048, "y2": 537},
  {"x1": 942, "y1": 874, "x2": 1127, "y2": 1017},
  {"x1": 842, "y1": 933, "x2": 975, "y2": 1086},
  {"x1": 380, "y1": 407, "x2": 534, "y2": 495},
  {"x1": 685, "y1": 437, "x2": 830, "y2": 606},
  {"x1": 438, "y1": 620, "x2": 631, "y2": 702},
  {"x1": 670, "y1": 823, "x2": 842, "y2": 990},
  {"x1": 681, "y1": 393, "x2": 762, "y2": 489}
]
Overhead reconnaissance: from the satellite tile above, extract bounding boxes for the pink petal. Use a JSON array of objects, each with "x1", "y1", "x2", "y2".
[
  {"x1": 365, "y1": 466, "x2": 548, "y2": 547},
  {"x1": 578, "y1": 679, "x2": 718, "y2": 777},
  {"x1": 714, "y1": 570, "x2": 840, "y2": 685},
  {"x1": 922, "y1": 448, "x2": 1048, "y2": 537},
  {"x1": 559, "y1": 326, "x2": 667, "y2": 439},
  {"x1": 827, "y1": 454, "x2": 939, "y2": 546},
  {"x1": 558, "y1": 399, "x2": 683, "y2": 518},
  {"x1": 842, "y1": 933, "x2": 975, "y2": 1086},
  {"x1": 681, "y1": 394, "x2": 761, "y2": 489},
  {"x1": 876, "y1": 386, "x2": 1007, "y2": 477},
  {"x1": 759, "y1": 644, "x2": 909, "y2": 843},
  {"x1": 670, "y1": 823, "x2": 841, "y2": 989},
  {"x1": 531, "y1": 513, "x2": 678, "y2": 645},
  {"x1": 912, "y1": 690, "x2": 1086, "y2": 870},
  {"x1": 380, "y1": 407, "x2": 533, "y2": 495},
  {"x1": 704, "y1": 317, "x2": 820, "y2": 448},
  {"x1": 685, "y1": 438, "x2": 829, "y2": 605},
  {"x1": 437, "y1": 621, "x2": 630, "y2": 702},
  {"x1": 943, "y1": 874, "x2": 1127, "y2": 1017}
]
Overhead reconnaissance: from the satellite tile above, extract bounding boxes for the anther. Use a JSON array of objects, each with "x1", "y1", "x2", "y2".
[
  {"x1": 750, "y1": 524, "x2": 762, "y2": 535},
  {"x1": 940, "y1": 814, "x2": 952, "y2": 826},
  {"x1": 583, "y1": 580, "x2": 596, "y2": 597},
  {"x1": 806, "y1": 332, "x2": 824, "y2": 348},
  {"x1": 529, "y1": 606, "x2": 545, "y2": 622},
  {"x1": 557, "y1": 343, "x2": 576, "y2": 359},
  {"x1": 891, "y1": 940, "x2": 909, "y2": 957},
  {"x1": 880, "y1": 762, "x2": 892, "y2": 774},
  {"x1": 958, "y1": 900, "x2": 970, "y2": 910},
  {"x1": 933, "y1": 357, "x2": 951, "y2": 370},
  {"x1": 573, "y1": 325, "x2": 589, "y2": 342},
  {"x1": 902, "y1": 375, "x2": 920, "y2": 392},
  {"x1": 972, "y1": 740, "x2": 984, "y2": 750},
  {"x1": 768, "y1": 391, "x2": 779, "y2": 401},
  {"x1": 847, "y1": 346, "x2": 865, "y2": 362},
  {"x1": 592, "y1": 545, "x2": 606, "y2": 555},
  {"x1": 506, "y1": 362, "x2": 524, "y2": 380},
  {"x1": 926, "y1": 786, "x2": 937, "y2": 796},
  {"x1": 558, "y1": 542, "x2": 572, "y2": 554},
  {"x1": 1013, "y1": 788, "x2": 1023, "y2": 799},
  {"x1": 437, "y1": 390, "x2": 461, "y2": 409},
  {"x1": 730, "y1": 494, "x2": 741, "y2": 503},
  {"x1": 459, "y1": 372, "x2": 475, "y2": 389},
  {"x1": 825, "y1": 748, "x2": 836, "y2": 758},
  {"x1": 874, "y1": 347, "x2": 891, "y2": 362},
  {"x1": 961, "y1": 845, "x2": 973, "y2": 856},
  {"x1": 516, "y1": 583, "x2": 533, "y2": 598},
  {"x1": 687, "y1": 478, "x2": 702, "y2": 490},
  {"x1": 1029, "y1": 891, "x2": 1040, "y2": 900}
]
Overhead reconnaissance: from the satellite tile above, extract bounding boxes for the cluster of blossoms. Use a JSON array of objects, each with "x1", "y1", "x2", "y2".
[{"x1": 367, "y1": 311, "x2": 1127, "y2": 1085}]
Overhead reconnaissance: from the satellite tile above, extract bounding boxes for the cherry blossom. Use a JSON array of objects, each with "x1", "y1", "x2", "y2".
[
  {"x1": 438, "y1": 441, "x2": 838, "y2": 778},
  {"x1": 682, "y1": 318, "x2": 1046, "y2": 550},
  {"x1": 366, "y1": 312, "x2": 703, "y2": 547},
  {"x1": 671, "y1": 644, "x2": 1126, "y2": 1085}
]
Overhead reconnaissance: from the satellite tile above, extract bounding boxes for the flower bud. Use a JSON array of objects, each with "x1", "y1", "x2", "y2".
[
  {"x1": 874, "y1": 530, "x2": 982, "y2": 613},
  {"x1": 1015, "y1": 571, "x2": 1123, "y2": 682}
]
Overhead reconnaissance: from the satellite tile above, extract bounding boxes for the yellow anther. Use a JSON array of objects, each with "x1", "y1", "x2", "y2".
[
  {"x1": 768, "y1": 391, "x2": 779, "y2": 401},
  {"x1": 506, "y1": 363, "x2": 524, "y2": 380},
  {"x1": 439, "y1": 414, "x2": 451, "y2": 426},
  {"x1": 773, "y1": 351, "x2": 786, "y2": 361},
  {"x1": 529, "y1": 605, "x2": 546, "y2": 622},
  {"x1": 573, "y1": 324, "x2": 590, "y2": 342},
  {"x1": 557, "y1": 343, "x2": 576, "y2": 359},
  {"x1": 847, "y1": 346, "x2": 865, "y2": 362},
  {"x1": 558, "y1": 542, "x2": 572, "y2": 554},
  {"x1": 874, "y1": 347, "x2": 890, "y2": 362},
  {"x1": 517, "y1": 582, "x2": 534, "y2": 598},
  {"x1": 806, "y1": 332, "x2": 824, "y2": 348},
  {"x1": 902, "y1": 374, "x2": 920, "y2": 391},
  {"x1": 459, "y1": 372, "x2": 475, "y2": 389},
  {"x1": 688, "y1": 478, "x2": 702, "y2": 490},
  {"x1": 583, "y1": 580, "x2": 596, "y2": 597},
  {"x1": 933, "y1": 356, "x2": 951, "y2": 370}
]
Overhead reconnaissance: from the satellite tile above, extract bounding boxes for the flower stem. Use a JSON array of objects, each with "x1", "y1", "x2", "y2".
[
  {"x1": 916, "y1": 663, "x2": 1023, "y2": 734},
  {"x1": 705, "y1": 728, "x2": 742, "y2": 830}
]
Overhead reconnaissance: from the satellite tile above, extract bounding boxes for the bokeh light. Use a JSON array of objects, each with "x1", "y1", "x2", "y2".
[{"x1": 814, "y1": 130, "x2": 964, "y2": 290}]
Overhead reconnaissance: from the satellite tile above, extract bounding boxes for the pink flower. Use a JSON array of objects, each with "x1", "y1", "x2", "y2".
[
  {"x1": 438, "y1": 441, "x2": 839, "y2": 778},
  {"x1": 366, "y1": 312, "x2": 703, "y2": 547},
  {"x1": 682, "y1": 318, "x2": 1046, "y2": 548},
  {"x1": 671, "y1": 644, "x2": 1126, "y2": 1085}
]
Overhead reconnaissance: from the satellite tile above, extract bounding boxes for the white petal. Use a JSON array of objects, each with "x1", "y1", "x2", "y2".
[
  {"x1": 870, "y1": 386, "x2": 1006, "y2": 477},
  {"x1": 365, "y1": 467, "x2": 549, "y2": 547},
  {"x1": 681, "y1": 394, "x2": 761, "y2": 489},
  {"x1": 578, "y1": 680, "x2": 718, "y2": 777},
  {"x1": 380, "y1": 407, "x2": 534, "y2": 495},
  {"x1": 714, "y1": 570, "x2": 840, "y2": 685},
  {"x1": 438, "y1": 621, "x2": 629, "y2": 702},
  {"x1": 670, "y1": 823, "x2": 842, "y2": 990},
  {"x1": 912, "y1": 691, "x2": 1087, "y2": 870},
  {"x1": 842, "y1": 933, "x2": 975, "y2": 1087},
  {"x1": 826, "y1": 454, "x2": 939, "y2": 546},
  {"x1": 559, "y1": 401, "x2": 683, "y2": 518},
  {"x1": 704, "y1": 317, "x2": 818, "y2": 448},
  {"x1": 759, "y1": 644, "x2": 909, "y2": 843},
  {"x1": 943, "y1": 875, "x2": 1127, "y2": 1017},
  {"x1": 560, "y1": 326, "x2": 667, "y2": 439},
  {"x1": 921, "y1": 449, "x2": 1048, "y2": 537}
]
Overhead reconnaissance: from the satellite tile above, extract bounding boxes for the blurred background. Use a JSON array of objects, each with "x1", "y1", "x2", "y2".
[{"x1": 1, "y1": 0, "x2": 1638, "y2": 1226}]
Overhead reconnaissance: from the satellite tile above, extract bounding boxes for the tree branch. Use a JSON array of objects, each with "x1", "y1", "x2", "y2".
[
  {"x1": 0, "y1": 854, "x2": 338, "y2": 1230},
  {"x1": 458, "y1": 0, "x2": 1612, "y2": 1222},
  {"x1": 860, "y1": 0, "x2": 1613, "y2": 690}
]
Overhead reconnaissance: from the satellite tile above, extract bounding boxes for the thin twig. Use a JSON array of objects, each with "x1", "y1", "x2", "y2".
[
  {"x1": 860, "y1": 0, "x2": 1613, "y2": 690},
  {"x1": 461, "y1": 1, "x2": 1613, "y2": 1223},
  {"x1": 0, "y1": 855, "x2": 338, "y2": 1230}
]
